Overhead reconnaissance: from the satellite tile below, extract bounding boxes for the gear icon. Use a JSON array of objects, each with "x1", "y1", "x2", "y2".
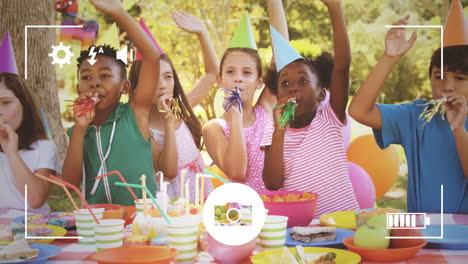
[{"x1": 48, "y1": 42, "x2": 74, "y2": 68}]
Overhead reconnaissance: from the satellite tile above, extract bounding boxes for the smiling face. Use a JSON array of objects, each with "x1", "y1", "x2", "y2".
[
  {"x1": 0, "y1": 81, "x2": 23, "y2": 131},
  {"x1": 77, "y1": 55, "x2": 129, "y2": 112},
  {"x1": 277, "y1": 61, "x2": 325, "y2": 115},
  {"x1": 218, "y1": 50, "x2": 263, "y2": 106},
  {"x1": 431, "y1": 68, "x2": 468, "y2": 102}
]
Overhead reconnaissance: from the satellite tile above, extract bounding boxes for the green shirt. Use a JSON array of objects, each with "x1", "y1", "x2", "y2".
[{"x1": 67, "y1": 103, "x2": 155, "y2": 205}]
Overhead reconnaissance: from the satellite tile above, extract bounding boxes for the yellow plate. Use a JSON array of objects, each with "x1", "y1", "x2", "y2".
[
  {"x1": 0, "y1": 224, "x2": 67, "y2": 245},
  {"x1": 319, "y1": 210, "x2": 356, "y2": 230},
  {"x1": 251, "y1": 247, "x2": 361, "y2": 264}
]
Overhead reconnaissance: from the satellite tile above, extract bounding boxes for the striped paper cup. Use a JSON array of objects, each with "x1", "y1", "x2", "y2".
[
  {"x1": 134, "y1": 199, "x2": 154, "y2": 213},
  {"x1": 95, "y1": 219, "x2": 125, "y2": 251},
  {"x1": 74, "y1": 208, "x2": 104, "y2": 245},
  {"x1": 167, "y1": 215, "x2": 201, "y2": 263},
  {"x1": 259, "y1": 215, "x2": 288, "y2": 250}
]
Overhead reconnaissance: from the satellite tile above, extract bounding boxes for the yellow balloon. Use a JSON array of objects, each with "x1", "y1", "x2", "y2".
[{"x1": 346, "y1": 135, "x2": 400, "y2": 199}]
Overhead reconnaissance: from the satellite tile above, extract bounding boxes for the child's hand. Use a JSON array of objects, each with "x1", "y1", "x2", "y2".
[
  {"x1": 159, "y1": 94, "x2": 176, "y2": 123},
  {"x1": 0, "y1": 122, "x2": 18, "y2": 156},
  {"x1": 224, "y1": 100, "x2": 243, "y2": 124},
  {"x1": 171, "y1": 10, "x2": 207, "y2": 35},
  {"x1": 89, "y1": 0, "x2": 123, "y2": 16},
  {"x1": 445, "y1": 94, "x2": 468, "y2": 131},
  {"x1": 385, "y1": 16, "x2": 417, "y2": 58},
  {"x1": 73, "y1": 92, "x2": 99, "y2": 130},
  {"x1": 273, "y1": 97, "x2": 296, "y2": 129}
]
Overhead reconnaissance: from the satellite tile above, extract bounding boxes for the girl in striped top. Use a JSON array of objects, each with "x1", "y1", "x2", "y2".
[{"x1": 262, "y1": 0, "x2": 359, "y2": 216}]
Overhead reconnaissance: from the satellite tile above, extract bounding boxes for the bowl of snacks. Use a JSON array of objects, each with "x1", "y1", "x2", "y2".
[
  {"x1": 259, "y1": 191, "x2": 317, "y2": 228},
  {"x1": 355, "y1": 208, "x2": 401, "y2": 229},
  {"x1": 87, "y1": 204, "x2": 124, "y2": 219}
]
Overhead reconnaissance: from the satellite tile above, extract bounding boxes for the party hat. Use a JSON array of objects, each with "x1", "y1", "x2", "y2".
[
  {"x1": 270, "y1": 25, "x2": 303, "y2": 72},
  {"x1": 0, "y1": 31, "x2": 19, "y2": 75},
  {"x1": 96, "y1": 23, "x2": 120, "y2": 49},
  {"x1": 443, "y1": 0, "x2": 468, "y2": 47},
  {"x1": 135, "y1": 18, "x2": 164, "y2": 60},
  {"x1": 228, "y1": 12, "x2": 257, "y2": 50}
]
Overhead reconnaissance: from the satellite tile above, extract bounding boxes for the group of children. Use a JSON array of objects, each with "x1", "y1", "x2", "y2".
[{"x1": 1, "y1": 0, "x2": 467, "y2": 216}]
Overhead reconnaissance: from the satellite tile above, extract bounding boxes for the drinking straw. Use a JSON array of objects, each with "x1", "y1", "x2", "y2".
[
  {"x1": 195, "y1": 174, "x2": 199, "y2": 207},
  {"x1": 49, "y1": 175, "x2": 100, "y2": 224},
  {"x1": 200, "y1": 175, "x2": 205, "y2": 207},
  {"x1": 115, "y1": 182, "x2": 172, "y2": 225},
  {"x1": 39, "y1": 108, "x2": 52, "y2": 140},
  {"x1": 35, "y1": 173, "x2": 79, "y2": 211},
  {"x1": 180, "y1": 169, "x2": 186, "y2": 199},
  {"x1": 185, "y1": 180, "x2": 190, "y2": 215},
  {"x1": 141, "y1": 175, "x2": 148, "y2": 216},
  {"x1": 95, "y1": 170, "x2": 138, "y2": 201},
  {"x1": 203, "y1": 169, "x2": 230, "y2": 184}
]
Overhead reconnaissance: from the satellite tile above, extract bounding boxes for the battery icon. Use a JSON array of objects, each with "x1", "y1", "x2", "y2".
[{"x1": 386, "y1": 213, "x2": 430, "y2": 229}]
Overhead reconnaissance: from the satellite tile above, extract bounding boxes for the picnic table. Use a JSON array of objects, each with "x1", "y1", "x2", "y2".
[{"x1": 1, "y1": 209, "x2": 468, "y2": 264}]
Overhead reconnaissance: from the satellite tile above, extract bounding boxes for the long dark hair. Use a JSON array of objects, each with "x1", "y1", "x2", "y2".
[
  {"x1": 0, "y1": 73, "x2": 47, "y2": 151},
  {"x1": 129, "y1": 54, "x2": 203, "y2": 149}
]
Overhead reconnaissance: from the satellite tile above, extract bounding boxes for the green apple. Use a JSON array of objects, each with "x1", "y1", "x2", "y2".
[
  {"x1": 367, "y1": 215, "x2": 388, "y2": 229},
  {"x1": 354, "y1": 224, "x2": 390, "y2": 249}
]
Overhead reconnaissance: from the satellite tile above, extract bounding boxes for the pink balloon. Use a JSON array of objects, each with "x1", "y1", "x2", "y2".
[
  {"x1": 348, "y1": 162, "x2": 376, "y2": 209},
  {"x1": 320, "y1": 91, "x2": 352, "y2": 150}
]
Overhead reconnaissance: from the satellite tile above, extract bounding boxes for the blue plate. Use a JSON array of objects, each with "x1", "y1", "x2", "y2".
[
  {"x1": 12, "y1": 214, "x2": 75, "y2": 231},
  {"x1": 422, "y1": 225, "x2": 468, "y2": 250},
  {"x1": 0, "y1": 243, "x2": 61, "y2": 264},
  {"x1": 285, "y1": 227, "x2": 355, "y2": 248}
]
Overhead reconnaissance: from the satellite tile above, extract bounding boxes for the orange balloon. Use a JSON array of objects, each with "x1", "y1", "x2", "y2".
[
  {"x1": 346, "y1": 135, "x2": 400, "y2": 199},
  {"x1": 207, "y1": 165, "x2": 230, "y2": 189}
]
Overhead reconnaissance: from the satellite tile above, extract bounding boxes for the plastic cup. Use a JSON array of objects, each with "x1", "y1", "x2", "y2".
[
  {"x1": 259, "y1": 215, "x2": 288, "y2": 250},
  {"x1": 134, "y1": 199, "x2": 154, "y2": 213},
  {"x1": 167, "y1": 215, "x2": 201, "y2": 263},
  {"x1": 95, "y1": 219, "x2": 125, "y2": 251},
  {"x1": 74, "y1": 208, "x2": 104, "y2": 245}
]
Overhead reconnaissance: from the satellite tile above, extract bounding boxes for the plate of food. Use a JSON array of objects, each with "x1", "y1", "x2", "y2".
[
  {"x1": 286, "y1": 226, "x2": 355, "y2": 248},
  {"x1": 12, "y1": 212, "x2": 75, "y2": 230},
  {"x1": 251, "y1": 245, "x2": 361, "y2": 264},
  {"x1": 0, "y1": 225, "x2": 67, "y2": 245},
  {"x1": 0, "y1": 238, "x2": 61, "y2": 264},
  {"x1": 319, "y1": 211, "x2": 356, "y2": 230}
]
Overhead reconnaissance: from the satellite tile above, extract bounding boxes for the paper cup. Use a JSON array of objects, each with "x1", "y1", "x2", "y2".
[
  {"x1": 95, "y1": 219, "x2": 125, "y2": 251},
  {"x1": 168, "y1": 215, "x2": 201, "y2": 263},
  {"x1": 259, "y1": 215, "x2": 288, "y2": 250},
  {"x1": 74, "y1": 208, "x2": 104, "y2": 245},
  {"x1": 134, "y1": 199, "x2": 154, "y2": 213}
]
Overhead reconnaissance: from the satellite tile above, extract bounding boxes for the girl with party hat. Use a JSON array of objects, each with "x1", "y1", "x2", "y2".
[
  {"x1": 262, "y1": 0, "x2": 359, "y2": 217},
  {"x1": 128, "y1": 11, "x2": 216, "y2": 202},
  {"x1": 0, "y1": 32, "x2": 60, "y2": 212},
  {"x1": 349, "y1": 0, "x2": 468, "y2": 213},
  {"x1": 203, "y1": 0, "x2": 286, "y2": 193}
]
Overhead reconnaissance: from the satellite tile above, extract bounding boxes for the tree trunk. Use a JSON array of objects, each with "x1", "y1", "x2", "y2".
[{"x1": 0, "y1": 0, "x2": 68, "y2": 161}]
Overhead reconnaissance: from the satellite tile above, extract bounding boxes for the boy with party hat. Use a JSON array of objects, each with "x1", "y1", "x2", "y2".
[
  {"x1": 349, "y1": 0, "x2": 468, "y2": 213},
  {"x1": 62, "y1": 0, "x2": 160, "y2": 206}
]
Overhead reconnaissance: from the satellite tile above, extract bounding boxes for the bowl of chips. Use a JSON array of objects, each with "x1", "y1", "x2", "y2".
[{"x1": 259, "y1": 191, "x2": 317, "y2": 228}]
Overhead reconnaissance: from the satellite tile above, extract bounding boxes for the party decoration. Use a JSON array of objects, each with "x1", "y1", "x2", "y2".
[
  {"x1": 0, "y1": 31, "x2": 19, "y2": 75},
  {"x1": 135, "y1": 18, "x2": 163, "y2": 60},
  {"x1": 346, "y1": 135, "x2": 400, "y2": 199},
  {"x1": 270, "y1": 25, "x2": 303, "y2": 72},
  {"x1": 347, "y1": 162, "x2": 376, "y2": 209},
  {"x1": 54, "y1": 0, "x2": 99, "y2": 49},
  {"x1": 443, "y1": 0, "x2": 468, "y2": 47},
  {"x1": 228, "y1": 12, "x2": 257, "y2": 50},
  {"x1": 274, "y1": 101, "x2": 297, "y2": 128},
  {"x1": 221, "y1": 87, "x2": 243, "y2": 113}
]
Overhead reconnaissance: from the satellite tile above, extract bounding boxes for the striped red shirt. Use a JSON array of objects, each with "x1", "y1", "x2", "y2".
[{"x1": 261, "y1": 103, "x2": 359, "y2": 217}]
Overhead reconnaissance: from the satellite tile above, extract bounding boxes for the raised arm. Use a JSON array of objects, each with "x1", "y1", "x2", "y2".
[
  {"x1": 257, "y1": 0, "x2": 289, "y2": 115},
  {"x1": 90, "y1": 0, "x2": 160, "y2": 139},
  {"x1": 171, "y1": 10, "x2": 218, "y2": 107},
  {"x1": 321, "y1": 0, "x2": 350, "y2": 122},
  {"x1": 349, "y1": 16, "x2": 417, "y2": 129}
]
